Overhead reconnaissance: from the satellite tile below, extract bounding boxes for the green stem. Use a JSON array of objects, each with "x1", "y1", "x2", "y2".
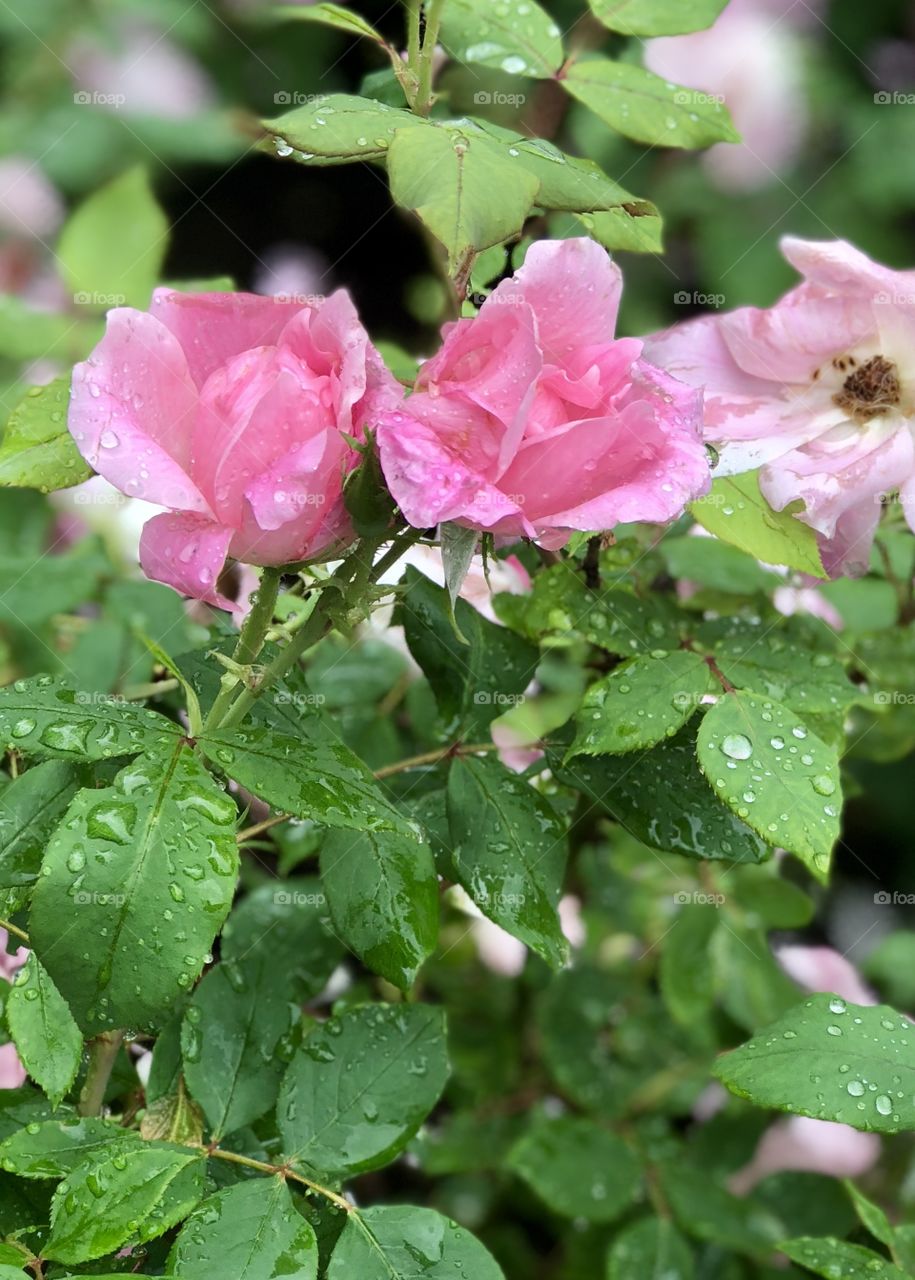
[
  {"x1": 215, "y1": 531, "x2": 416, "y2": 732},
  {"x1": 416, "y1": 0, "x2": 445, "y2": 115},
  {"x1": 207, "y1": 1146, "x2": 352, "y2": 1214},
  {"x1": 406, "y1": 0, "x2": 421, "y2": 75},
  {"x1": 203, "y1": 568, "x2": 283, "y2": 732},
  {"x1": 122, "y1": 679, "x2": 179, "y2": 702},
  {"x1": 373, "y1": 740, "x2": 509, "y2": 780},
  {"x1": 78, "y1": 1031, "x2": 124, "y2": 1117},
  {"x1": 368, "y1": 525, "x2": 424, "y2": 585},
  {"x1": 0, "y1": 917, "x2": 29, "y2": 945}
]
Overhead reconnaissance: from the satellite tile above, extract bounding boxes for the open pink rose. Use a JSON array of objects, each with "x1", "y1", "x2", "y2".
[
  {"x1": 68, "y1": 289, "x2": 401, "y2": 608},
  {"x1": 375, "y1": 238, "x2": 710, "y2": 548},
  {"x1": 645, "y1": 237, "x2": 915, "y2": 576}
]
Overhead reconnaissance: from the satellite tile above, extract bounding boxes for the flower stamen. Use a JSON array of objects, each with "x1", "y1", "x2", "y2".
[{"x1": 832, "y1": 355, "x2": 901, "y2": 423}]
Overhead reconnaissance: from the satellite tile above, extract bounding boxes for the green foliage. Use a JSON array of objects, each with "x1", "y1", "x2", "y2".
[
  {"x1": 277, "y1": 1004, "x2": 448, "y2": 1177},
  {"x1": 714, "y1": 995, "x2": 915, "y2": 1134},
  {"x1": 29, "y1": 744, "x2": 239, "y2": 1032},
  {"x1": 697, "y1": 692, "x2": 841, "y2": 879},
  {"x1": 321, "y1": 828, "x2": 439, "y2": 988},
  {"x1": 0, "y1": 379, "x2": 92, "y2": 493},
  {"x1": 57, "y1": 168, "x2": 169, "y2": 310},
  {"x1": 166, "y1": 1178, "x2": 319, "y2": 1279},
  {"x1": 447, "y1": 753, "x2": 568, "y2": 967},
  {"x1": 691, "y1": 474, "x2": 826, "y2": 576},
  {"x1": 6, "y1": 957, "x2": 83, "y2": 1108}
]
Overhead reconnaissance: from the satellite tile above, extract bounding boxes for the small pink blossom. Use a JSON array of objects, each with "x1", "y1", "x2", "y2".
[
  {"x1": 730, "y1": 1116, "x2": 880, "y2": 1194},
  {"x1": 776, "y1": 945, "x2": 877, "y2": 1006},
  {"x1": 644, "y1": 0, "x2": 813, "y2": 192},
  {"x1": 0, "y1": 930, "x2": 28, "y2": 1089},
  {"x1": 376, "y1": 238, "x2": 710, "y2": 549},
  {"x1": 68, "y1": 290, "x2": 401, "y2": 608},
  {"x1": 645, "y1": 237, "x2": 915, "y2": 576}
]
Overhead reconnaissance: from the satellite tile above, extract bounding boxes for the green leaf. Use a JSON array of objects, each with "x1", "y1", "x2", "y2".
[
  {"x1": 44, "y1": 1143, "x2": 206, "y2": 1264},
  {"x1": 0, "y1": 540, "x2": 105, "y2": 630},
  {"x1": 494, "y1": 562, "x2": 682, "y2": 655},
  {"x1": 398, "y1": 568, "x2": 538, "y2": 735},
  {"x1": 447, "y1": 755, "x2": 568, "y2": 969},
  {"x1": 607, "y1": 1217, "x2": 695, "y2": 1280},
  {"x1": 590, "y1": 0, "x2": 729, "y2": 36},
  {"x1": 200, "y1": 726, "x2": 417, "y2": 838},
  {"x1": 0, "y1": 676, "x2": 182, "y2": 762},
  {"x1": 691, "y1": 473, "x2": 825, "y2": 576},
  {"x1": 0, "y1": 1118, "x2": 137, "y2": 1179},
  {"x1": 278, "y1": 1003, "x2": 448, "y2": 1177},
  {"x1": 0, "y1": 294, "x2": 90, "y2": 363},
  {"x1": 552, "y1": 727, "x2": 769, "y2": 864},
  {"x1": 327, "y1": 1206, "x2": 505, "y2": 1280},
  {"x1": 660, "y1": 901, "x2": 719, "y2": 1025},
  {"x1": 696, "y1": 692, "x2": 841, "y2": 880},
  {"x1": 269, "y1": 2, "x2": 389, "y2": 45},
  {"x1": 57, "y1": 167, "x2": 168, "y2": 310},
  {"x1": 321, "y1": 828, "x2": 439, "y2": 989},
  {"x1": 440, "y1": 522, "x2": 479, "y2": 633},
  {"x1": 493, "y1": 135, "x2": 655, "y2": 218},
  {"x1": 844, "y1": 1181, "x2": 894, "y2": 1247},
  {"x1": 0, "y1": 761, "x2": 82, "y2": 887},
  {"x1": 862, "y1": 932, "x2": 915, "y2": 1009},
  {"x1": 6, "y1": 957, "x2": 83, "y2": 1109},
  {"x1": 780, "y1": 1237, "x2": 909, "y2": 1280},
  {"x1": 29, "y1": 743, "x2": 239, "y2": 1033},
  {"x1": 660, "y1": 535, "x2": 777, "y2": 595},
  {"x1": 569, "y1": 651, "x2": 710, "y2": 756},
  {"x1": 0, "y1": 379, "x2": 92, "y2": 492},
  {"x1": 508, "y1": 1114, "x2": 640, "y2": 1222},
  {"x1": 714, "y1": 994, "x2": 915, "y2": 1134},
  {"x1": 658, "y1": 1162, "x2": 784, "y2": 1256},
  {"x1": 264, "y1": 94, "x2": 427, "y2": 165},
  {"x1": 580, "y1": 205, "x2": 664, "y2": 253},
  {"x1": 221, "y1": 879, "x2": 342, "y2": 1002},
  {"x1": 537, "y1": 968, "x2": 641, "y2": 1115},
  {"x1": 181, "y1": 956, "x2": 294, "y2": 1140},
  {"x1": 697, "y1": 619, "x2": 860, "y2": 716},
  {"x1": 388, "y1": 125, "x2": 539, "y2": 268},
  {"x1": 713, "y1": 920, "x2": 803, "y2": 1032},
  {"x1": 167, "y1": 1177, "x2": 319, "y2": 1279},
  {"x1": 563, "y1": 59, "x2": 739, "y2": 149},
  {"x1": 140, "y1": 1079, "x2": 204, "y2": 1146},
  {"x1": 441, "y1": 0, "x2": 563, "y2": 77}
]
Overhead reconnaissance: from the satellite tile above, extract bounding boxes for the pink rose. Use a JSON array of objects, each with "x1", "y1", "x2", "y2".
[
  {"x1": 644, "y1": 237, "x2": 915, "y2": 576},
  {"x1": 68, "y1": 290, "x2": 401, "y2": 608},
  {"x1": 376, "y1": 238, "x2": 710, "y2": 549}
]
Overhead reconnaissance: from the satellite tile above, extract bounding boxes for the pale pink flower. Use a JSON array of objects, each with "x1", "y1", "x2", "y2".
[
  {"x1": 0, "y1": 930, "x2": 28, "y2": 1089},
  {"x1": 68, "y1": 290, "x2": 401, "y2": 608},
  {"x1": 730, "y1": 1116, "x2": 881, "y2": 1194},
  {"x1": 0, "y1": 157, "x2": 64, "y2": 240},
  {"x1": 644, "y1": 0, "x2": 812, "y2": 192},
  {"x1": 252, "y1": 246, "x2": 327, "y2": 302},
  {"x1": 376, "y1": 238, "x2": 709, "y2": 549},
  {"x1": 645, "y1": 237, "x2": 915, "y2": 576},
  {"x1": 69, "y1": 21, "x2": 215, "y2": 120},
  {"x1": 776, "y1": 945, "x2": 877, "y2": 1006}
]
